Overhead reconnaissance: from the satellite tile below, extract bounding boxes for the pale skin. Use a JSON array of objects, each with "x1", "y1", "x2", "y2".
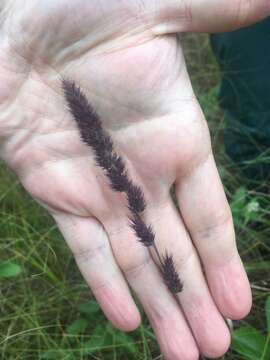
[{"x1": 0, "y1": 1, "x2": 269, "y2": 359}]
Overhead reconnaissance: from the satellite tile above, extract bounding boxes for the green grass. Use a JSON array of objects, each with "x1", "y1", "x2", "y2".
[{"x1": 0, "y1": 34, "x2": 270, "y2": 359}]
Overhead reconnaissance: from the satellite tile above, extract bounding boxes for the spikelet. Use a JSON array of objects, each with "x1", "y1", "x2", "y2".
[
  {"x1": 127, "y1": 183, "x2": 146, "y2": 214},
  {"x1": 161, "y1": 252, "x2": 183, "y2": 293},
  {"x1": 129, "y1": 214, "x2": 155, "y2": 247}
]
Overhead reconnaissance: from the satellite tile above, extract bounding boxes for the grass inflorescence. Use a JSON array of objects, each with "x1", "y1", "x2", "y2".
[{"x1": 62, "y1": 78, "x2": 183, "y2": 294}]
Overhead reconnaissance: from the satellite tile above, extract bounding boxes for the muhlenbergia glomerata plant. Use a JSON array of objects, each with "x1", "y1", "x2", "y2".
[{"x1": 62, "y1": 79, "x2": 183, "y2": 294}]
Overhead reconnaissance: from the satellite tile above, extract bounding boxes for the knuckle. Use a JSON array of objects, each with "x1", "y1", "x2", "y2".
[
  {"x1": 173, "y1": 249, "x2": 196, "y2": 275},
  {"x1": 151, "y1": 1, "x2": 193, "y2": 33},
  {"x1": 174, "y1": 110, "x2": 212, "y2": 174},
  {"x1": 193, "y1": 211, "x2": 236, "y2": 264},
  {"x1": 106, "y1": 223, "x2": 153, "y2": 279},
  {"x1": 194, "y1": 210, "x2": 233, "y2": 240},
  {"x1": 90, "y1": 268, "x2": 120, "y2": 293},
  {"x1": 119, "y1": 255, "x2": 152, "y2": 279},
  {"x1": 73, "y1": 242, "x2": 108, "y2": 264}
]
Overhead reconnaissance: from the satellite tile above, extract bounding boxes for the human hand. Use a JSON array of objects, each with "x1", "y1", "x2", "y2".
[{"x1": 0, "y1": 1, "x2": 269, "y2": 359}]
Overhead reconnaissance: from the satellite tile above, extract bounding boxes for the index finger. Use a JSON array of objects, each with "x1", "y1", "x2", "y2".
[{"x1": 175, "y1": 153, "x2": 252, "y2": 319}]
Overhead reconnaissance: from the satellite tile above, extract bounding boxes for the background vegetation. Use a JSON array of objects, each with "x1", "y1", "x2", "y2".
[{"x1": 0, "y1": 34, "x2": 269, "y2": 359}]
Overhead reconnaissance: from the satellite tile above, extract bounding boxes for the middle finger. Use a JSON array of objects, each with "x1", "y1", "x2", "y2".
[
  {"x1": 105, "y1": 216, "x2": 199, "y2": 360},
  {"x1": 143, "y1": 198, "x2": 231, "y2": 358}
]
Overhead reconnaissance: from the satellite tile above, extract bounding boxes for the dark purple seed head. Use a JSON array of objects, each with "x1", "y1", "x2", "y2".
[
  {"x1": 62, "y1": 79, "x2": 102, "y2": 146},
  {"x1": 106, "y1": 168, "x2": 130, "y2": 192},
  {"x1": 62, "y1": 78, "x2": 131, "y2": 193},
  {"x1": 104, "y1": 153, "x2": 130, "y2": 192},
  {"x1": 127, "y1": 183, "x2": 146, "y2": 214},
  {"x1": 129, "y1": 214, "x2": 155, "y2": 247},
  {"x1": 161, "y1": 252, "x2": 183, "y2": 293}
]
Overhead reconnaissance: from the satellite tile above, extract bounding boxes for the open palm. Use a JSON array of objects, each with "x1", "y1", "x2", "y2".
[{"x1": 0, "y1": 1, "x2": 268, "y2": 359}]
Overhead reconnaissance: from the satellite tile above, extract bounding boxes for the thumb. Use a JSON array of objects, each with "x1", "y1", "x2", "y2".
[{"x1": 152, "y1": 0, "x2": 270, "y2": 33}]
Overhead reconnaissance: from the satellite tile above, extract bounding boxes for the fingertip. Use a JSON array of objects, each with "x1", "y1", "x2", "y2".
[
  {"x1": 191, "y1": 304, "x2": 231, "y2": 358},
  {"x1": 208, "y1": 254, "x2": 252, "y2": 320},
  {"x1": 94, "y1": 285, "x2": 141, "y2": 332},
  {"x1": 187, "y1": 297, "x2": 231, "y2": 358},
  {"x1": 220, "y1": 274, "x2": 252, "y2": 321},
  {"x1": 199, "y1": 323, "x2": 231, "y2": 359},
  {"x1": 160, "y1": 316, "x2": 200, "y2": 360},
  {"x1": 165, "y1": 339, "x2": 200, "y2": 360},
  {"x1": 116, "y1": 304, "x2": 141, "y2": 332},
  {"x1": 222, "y1": 273, "x2": 252, "y2": 321}
]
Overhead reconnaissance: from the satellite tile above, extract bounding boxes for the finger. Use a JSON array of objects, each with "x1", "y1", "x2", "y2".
[
  {"x1": 105, "y1": 219, "x2": 199, "y2": 360},
  {"x1": 152, "y1": 0, "x2": 270, "y2": 34},
  {"x1": 186, "y1": 0, "x2": 270, "y2": 32},
  {"x1": 144, "y1": 198, "x2": 231, "y2": 358},
  {"x1": 53, "y1": 212, "x2": 141, "y2": 332},
  {"x1": 175, "y1": 153, "x2": 252, "y2": 320}
]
